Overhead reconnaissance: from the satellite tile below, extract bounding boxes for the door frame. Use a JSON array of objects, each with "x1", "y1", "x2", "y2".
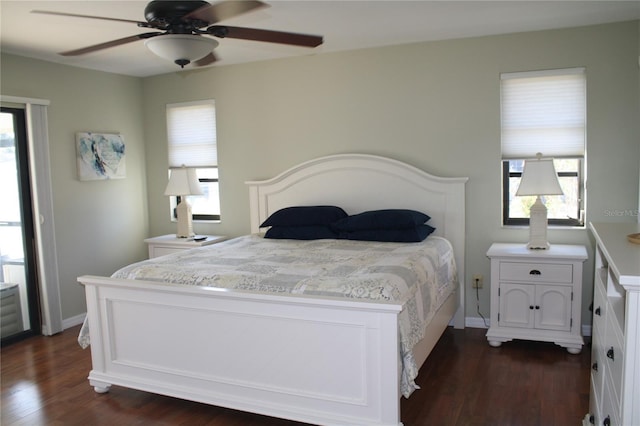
[
  {"x1": 1, "y1": 106, "x2": 40, "y2": 341},
  {"x1": 1, "y1": 95, "x2": 62, "y2": 335}
]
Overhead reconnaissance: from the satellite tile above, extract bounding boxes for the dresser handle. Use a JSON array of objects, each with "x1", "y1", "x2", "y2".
[
  {"x1": 529, "y1": 269, "x2": 541, "y2": 275},
  {"x1": 606, "y1": 347, "x2": 615, "y2": 361},
  {"x1": 592, "y1": 362, "x2": 598, "y2": 372},
  {"x1": 603, "y1": 415, "x2": 611, "y2": 426},
  {"x1": 595, "y1": 307, "x2": 601, "y2": 316}
]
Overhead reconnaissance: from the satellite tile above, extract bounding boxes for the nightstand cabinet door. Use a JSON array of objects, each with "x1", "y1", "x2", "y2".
[
  {"x1": 535, "y1": 284, "x2": 572, "y2": 331},
  {"x1": 498, "y1": 283, "x2": 534, "y2": 328},
  {"x1": 498, "y1": 283, "x2": 572, "y2": 331}
]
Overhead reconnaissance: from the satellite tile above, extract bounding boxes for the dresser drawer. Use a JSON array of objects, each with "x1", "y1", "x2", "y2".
[
  {"x1": 602, "y1": 376, "x2": 621, "y2": 426},
  {"x1": 589, "y1": 379, "x2": 601, "y2": 426},
  {"x1": 592, "y1": 274, "x2": 607, "y2": 338},
  {"x1": 590, "y1": 326, "x2": 605, "y2": 413},
  {"x1": 604, "y1": 312, "x2": 624, "y2": 405},
  {"x1": 499, "y1": 262, "x2": 573, "y2": 283}
]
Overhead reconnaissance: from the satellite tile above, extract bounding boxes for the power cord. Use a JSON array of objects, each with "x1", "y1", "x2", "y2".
[{"x1": 475, "y1": 278, "x2": 489, "y2": 328}]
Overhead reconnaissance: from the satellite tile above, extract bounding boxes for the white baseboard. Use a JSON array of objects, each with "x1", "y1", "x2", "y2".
[
  {"x1": 465, "y1": 316, "x2": 489, "y2": 329},
  {"x1": 464, "y1": 316, "x2": 592, "y2": 337},
  {"x1": 62, "y1": 313, "x2": 86, "y2": 330}
]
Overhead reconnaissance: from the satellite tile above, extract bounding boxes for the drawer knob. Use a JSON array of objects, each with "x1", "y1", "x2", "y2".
[
  {"x1": 595, "y1": 306, "x2": 601, "y2": 316},
  {"x1": 603, "y1": 415, "x2": 611, "y2": 426},
  {"x1": 592, "y1": 362, "x2": 598, "y2": 372},
  {"x1": 529, "y1": 269, "x2": 541, "y2": 275},
  {"x1": 606, "y1": 347, "x2": 615, "y2": 361}
]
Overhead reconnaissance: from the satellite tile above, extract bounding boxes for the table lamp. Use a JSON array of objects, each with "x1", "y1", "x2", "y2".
[
  {"x1": 516, "y1": 153, "x2": 563, "y2": 250},
  {"x1": 164, "y1": 166, "x2": 203, "y2": 238}
]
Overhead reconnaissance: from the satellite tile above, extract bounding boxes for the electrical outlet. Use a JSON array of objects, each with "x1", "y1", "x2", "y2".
[{"x1": 472, "y1": 274, "x2": 483, "y2": 288}]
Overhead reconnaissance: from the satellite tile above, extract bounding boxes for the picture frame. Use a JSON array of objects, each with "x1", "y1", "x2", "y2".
[{"x1": 76, "y1": 132, "x2": 126, "y2": 181}]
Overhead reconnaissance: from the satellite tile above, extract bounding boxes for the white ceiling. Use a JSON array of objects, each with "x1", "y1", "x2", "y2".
[{"x1": 1, "y1": 1, "x2": 639, "y2": 77}]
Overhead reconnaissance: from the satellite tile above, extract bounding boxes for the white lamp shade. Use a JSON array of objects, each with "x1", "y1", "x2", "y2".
[
  {"x1": 164, "y1": 167, "x2": 204, "y2": 196},
  {"x1": 516, "y1": 155, "x2": 563, "y2": 196},
  {"x1": 145, "y1": 35, "x2": 218, "y2": 63}
]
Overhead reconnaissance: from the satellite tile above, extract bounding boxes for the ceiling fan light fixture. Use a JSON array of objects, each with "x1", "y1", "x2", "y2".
[{"x1": 145, "y1": 34, "x2": 218, "y2": 67}]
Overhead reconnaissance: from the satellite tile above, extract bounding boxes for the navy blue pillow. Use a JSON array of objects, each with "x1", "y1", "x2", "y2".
[
  {"x1": 341, "y1": 224, "x2": 436, "y2": 242},
  {"x1": 332, "y1": 209, "x2": 431, "y2": 231},
  {"x1": 264, "y1": 226, "x2": 339, "y2": 240},
  {"x1": 260, "y1": 206, "x2": 348, "y2": 228}
]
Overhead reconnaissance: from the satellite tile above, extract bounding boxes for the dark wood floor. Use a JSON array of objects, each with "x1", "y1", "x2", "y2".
[{"x1": 1, "y1": 325, "x2": 590, "y2": 426}]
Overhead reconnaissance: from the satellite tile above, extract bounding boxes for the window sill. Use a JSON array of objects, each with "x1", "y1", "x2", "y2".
[
  {"x1": 169, "y1": 219, "x2": 221, "y2": 224},
  {"x1": 502, "y1": 224, "x2": 586, "y2": 231},
  {"x1": 193, "y1": 219, "x2": 221, "y2": 224}
]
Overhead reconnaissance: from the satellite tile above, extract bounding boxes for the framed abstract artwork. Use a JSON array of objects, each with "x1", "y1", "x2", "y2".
[{"x1": 76, "y1": 132, "x2": 126, "y2": 181}]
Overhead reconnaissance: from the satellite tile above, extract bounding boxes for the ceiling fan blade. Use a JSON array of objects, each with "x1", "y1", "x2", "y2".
[
  {"x1": 194, "y1": 52, "x2": 219, "y2": 67},
  {"x1": 31, "y1": 10, "x2": 148, "y2": 26},
  {"x1": 216, "y1": 26, "x2": 323, "y2": 48},
  {"x1": 182, "y1": 0, "x2": 268, "y2": 25},
  {"x1": 60, "y1": 32, "x2": 162, "y2": 56}
]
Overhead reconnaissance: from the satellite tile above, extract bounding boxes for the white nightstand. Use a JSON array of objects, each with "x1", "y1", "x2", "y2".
[
  {"x1": 485, "y1": 243, "x2": 588, "y2": 354},
  {"x1": 144, "y1": 234, "x2": 228, "y2": 258}
]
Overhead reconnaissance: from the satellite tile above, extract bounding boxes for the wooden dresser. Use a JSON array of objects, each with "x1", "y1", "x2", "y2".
[{"x1": 587, "y1": 222, "x2": 640, "y2": 426}]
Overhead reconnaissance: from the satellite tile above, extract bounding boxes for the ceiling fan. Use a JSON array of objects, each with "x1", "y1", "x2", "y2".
[{"x1": 32, "y1": 0, "x2": 324, "y2": 68}]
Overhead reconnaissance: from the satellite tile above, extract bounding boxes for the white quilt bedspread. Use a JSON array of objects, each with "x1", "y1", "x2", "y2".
[{"x1": 79, "y1": 234, "x2": 457, "y2": 397}]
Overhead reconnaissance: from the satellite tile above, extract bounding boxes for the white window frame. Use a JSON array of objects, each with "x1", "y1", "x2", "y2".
[
  {"x1": 500, "y1": 68, "x2": 586, "y2": 227},
  {"x1": 166, "y1": 100, "x2": 220, "y2": 222}
]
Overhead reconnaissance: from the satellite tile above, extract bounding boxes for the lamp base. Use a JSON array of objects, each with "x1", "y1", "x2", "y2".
[
  {"x1": 175, "y1": 199, "x2": 195, "y2": 238},
  {"x1": 527, "y1": 196, "x2": 550, "y2": 250}
]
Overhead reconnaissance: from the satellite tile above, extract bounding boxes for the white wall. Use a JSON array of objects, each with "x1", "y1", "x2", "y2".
[
  {"x1": 142, "y1": 21, "x2": 640, "y2": 323},
  {"x1": 1, "y1": 20, "x2": 638, "y2": 325}
]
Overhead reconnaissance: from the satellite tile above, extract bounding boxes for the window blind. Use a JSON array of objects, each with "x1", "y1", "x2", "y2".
[
  {"x1": 167, "y1": 100, "x2": 217, "y2": 168},
  {"x1": 501, "y1": 68, "x2": 586, "y2": 159}
]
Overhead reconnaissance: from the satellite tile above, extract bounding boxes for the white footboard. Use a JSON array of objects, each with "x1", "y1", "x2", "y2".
[{"x1": 79, "y1": 275, "x2": 405, "y2": 426}]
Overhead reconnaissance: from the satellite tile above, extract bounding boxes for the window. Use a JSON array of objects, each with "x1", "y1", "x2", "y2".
[
  {"x1": 166, "y1": 100, "x2": 220, "y2": 221},
  {"x1": 501, "y1": 68, "x2": 586, "y2": 226}
]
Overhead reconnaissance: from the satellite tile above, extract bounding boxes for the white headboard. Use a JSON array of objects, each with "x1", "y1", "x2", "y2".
[{"x1": 246, "y1": 153, "x2": 468, "y2": 327}]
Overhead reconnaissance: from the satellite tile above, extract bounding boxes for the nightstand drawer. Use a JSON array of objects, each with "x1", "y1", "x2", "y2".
[
  {"x1": 144, "y1": 235, "x2": 228, "y2": 259},
  {"x1": 499, "y1": 262, "x2": 573, "y2": 283},
  {"x1": 151, "y1": 246, "x2": 183, "y2": 257}
]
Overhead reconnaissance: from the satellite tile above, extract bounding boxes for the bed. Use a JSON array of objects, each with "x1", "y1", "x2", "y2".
[{"x1": 77, "y1": 153, "x2": 468, "y2": 426}]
